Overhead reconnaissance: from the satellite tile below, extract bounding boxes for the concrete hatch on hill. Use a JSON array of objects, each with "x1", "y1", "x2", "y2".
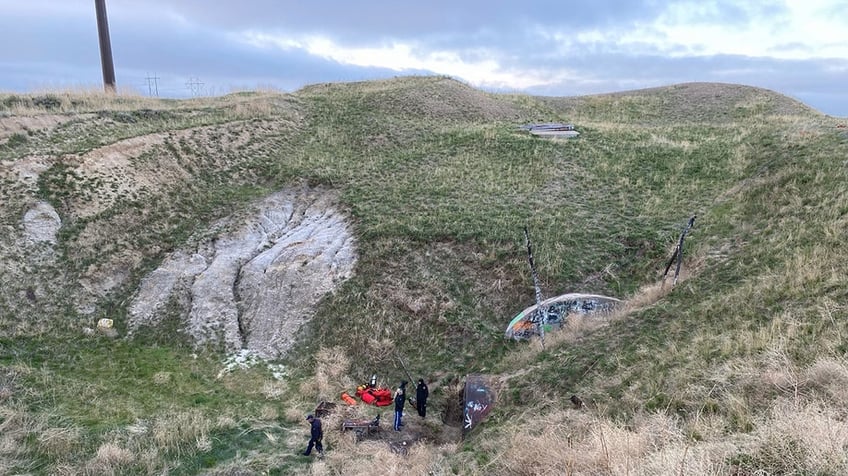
[{"x1": 520, "y1": 122, "x2": 580, "y2": 138}]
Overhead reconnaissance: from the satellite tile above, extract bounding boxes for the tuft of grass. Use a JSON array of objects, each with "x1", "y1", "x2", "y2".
[
  {"x1": 37, "y1": 425, "x2": 82, "y2": 458},
  {"x1": 89, "y1": 442, "x2": 135, "y2": 470},
  {"x1": 152, "y1": 410, "x2": 211, "y2": 456}
]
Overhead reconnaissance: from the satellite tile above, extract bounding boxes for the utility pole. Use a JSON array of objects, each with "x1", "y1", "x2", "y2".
[
  {"x1": 145, "y1": 73, "x2": 160, "y2": 97},
  {"x1": 94, "y1": 0, "x2": 116, "y2": 93}
]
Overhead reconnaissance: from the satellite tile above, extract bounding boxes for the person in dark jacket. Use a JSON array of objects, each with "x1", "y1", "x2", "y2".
[
  {"x1": 393, "y1": 381, "x2": 407, "y2": 431},
  {"x1": 416, "y1": 378, "x2": 429, "y2": 418},
  {"x1": 303, "y1": 414, "x2": 323, "y2": 456}
]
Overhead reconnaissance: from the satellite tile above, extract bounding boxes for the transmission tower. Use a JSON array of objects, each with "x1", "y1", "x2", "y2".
[
  {"x1": 145, "y1": 73, "x2": 160, "y2": 97},
  {"x1": 185, "y1": 76, "x2": 204, "y2": 97}
]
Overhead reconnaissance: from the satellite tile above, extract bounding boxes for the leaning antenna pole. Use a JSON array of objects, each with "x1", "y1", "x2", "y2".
[
  {"x1": 662, "y1": 215, "x2": 696, "y2": 287},
  {"x1": 524, "y1": 226, "x2": 546, "y2": 347},
  {"x1": 395, "y1": 353, "x2": 415, "y2": 386}
]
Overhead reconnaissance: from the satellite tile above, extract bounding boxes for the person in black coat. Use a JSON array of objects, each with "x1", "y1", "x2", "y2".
[
  {"x1": 416, "y1": 378, "x2": 429, "y2": 418},
  {"x1": 303, "y1": 414, "x2": 323, "y2": 456},
  {"x1": 393, "y1": 381, "x2": 407, "y2": 431}
]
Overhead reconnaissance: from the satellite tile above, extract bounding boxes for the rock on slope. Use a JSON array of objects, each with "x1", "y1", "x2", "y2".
[{"x1": 129, "y1": 185, "x2": 357, "y2": 359}]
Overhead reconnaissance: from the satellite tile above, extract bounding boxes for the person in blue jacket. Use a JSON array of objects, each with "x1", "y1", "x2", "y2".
[
  {"x1": 303, "y1": 414, "x2": 323, "y2": 456},
  {"x1": 393, "y1": 381, "x2": 407, "y2": 431}
]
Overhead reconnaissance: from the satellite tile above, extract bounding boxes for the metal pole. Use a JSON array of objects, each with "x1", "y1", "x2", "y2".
[
  {"x1": 524, "y1": 226, "x2": 546, "y2": 347},
  {"x1": 662, "y1": 215, "x2": 696, "y2": 287},
  {"x1": 673, "y1": 215, "x2": 696, "y2": 286},
  {"x1": 95, "y1": 0, "x2": 116, "y2": 93}
]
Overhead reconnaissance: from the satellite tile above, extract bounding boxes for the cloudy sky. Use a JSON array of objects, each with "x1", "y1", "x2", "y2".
[{"x1": 1, "y1": 0, "x2": 846, "y2": 116}]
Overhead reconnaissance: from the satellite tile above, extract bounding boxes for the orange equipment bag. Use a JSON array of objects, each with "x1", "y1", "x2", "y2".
[
  {"x1": 341, "y1": 392, "x2": 357, "y2": 405},
  {"x1": 372, "y1": 388, "x2": 391, "y2": 399}
]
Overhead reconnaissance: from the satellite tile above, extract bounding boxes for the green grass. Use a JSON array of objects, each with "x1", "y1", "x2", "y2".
[
  {"x1": 0, "y1": 335, "x2": 299, "y2": 474},
  {"x1": 2, "y1": 77, "x2": 847, "y2": 474},
  {"x1": 3, "y1": 337, "x2": 248, "y2": 424}
]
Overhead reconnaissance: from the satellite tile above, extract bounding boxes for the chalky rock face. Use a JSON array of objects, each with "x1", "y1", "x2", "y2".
[
  {"x1": 128, "y1": 187, "x2": 357, "y2": 358},
  {"x1": 23, "y1": 201, "x2": 61, "y2": 244}
]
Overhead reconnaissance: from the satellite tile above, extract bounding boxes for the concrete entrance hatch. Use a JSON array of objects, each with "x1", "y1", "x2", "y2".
[{"x1": 520, "y1": 122, "x2": 580, "y2": 138}]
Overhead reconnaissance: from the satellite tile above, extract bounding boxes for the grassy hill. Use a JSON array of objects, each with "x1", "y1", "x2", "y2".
[{"x1": 1, "y1": 76, "x2": 847, "y2": 475}]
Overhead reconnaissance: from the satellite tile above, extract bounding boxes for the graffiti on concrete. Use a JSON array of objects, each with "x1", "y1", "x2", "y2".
[
  {"x1": 505, "y1": 293, "x2": 620, "y2": 340},
  {"x1": 463, "y1": 374, "x2": 495, "y2": 436}
]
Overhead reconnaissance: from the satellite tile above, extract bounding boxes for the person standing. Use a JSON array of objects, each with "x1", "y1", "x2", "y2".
[
  {"x1": 416, "y1": 378, "x2": 429, "y2": 418},
  {"x1": 303, "y1": 414, "x2": 323, "y2": 456},
  {"x1": 393, "y1": 381, "x2": 407, "y2": 431}
]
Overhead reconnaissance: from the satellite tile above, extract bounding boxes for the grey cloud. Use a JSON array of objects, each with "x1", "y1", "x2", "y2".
[
  {"x1": 108, "y1": 15, "x2": 418, "y2": 94},
  {"x1": 109, "y1": 0, "x2": 666, "y2": 43},
  {"x1": 0, "y1": 5, "x2": 412, "y2": 97},
  {"x1": 0, "y1": 1, "x2": 845, "y2": 116}
]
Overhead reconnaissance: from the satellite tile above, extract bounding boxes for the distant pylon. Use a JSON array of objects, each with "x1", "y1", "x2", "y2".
[
  {"x1": 185, "y1": 76, "x2": 204, "y2": 97},
  {"x1": 145, "y1": 73, "x2": 160, "y2": 97}
]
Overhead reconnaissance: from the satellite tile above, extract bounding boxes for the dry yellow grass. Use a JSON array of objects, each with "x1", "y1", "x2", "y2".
[
  {"x1": 741, "y1": 398, "x2": 848, "y2": 474},
  {"x1": 473, "y1": 268, "x2": 848, "y2": 476},
  {"x1": 805, "y1": 357, "x2": 848, "y2": 405},
  {"x1": 259, "y1": 404, "x2": 279, "y2": 421},
  {"x1": 151, "y1": 409, "x2": 211, "y2": 455},
  {"x1": 303, "y1": 438, "x2": 457, "y2": 476},
  {"x1": 89, "y1": 441, "x2": 135, "y2": 469},
  {"x1": 467, "y1": 387, "x2": 848, "y2": 475},
  {"x1": 306, "y1": 346, "x2": 356, "y2": 402},
  {"x1": 37, "y1": 425, "x2": 82, "y2": 457},
  {"x1": 261, "y1": 379, "x2": 288, "y2": 400},
  {"x1": 152, "y1": 371, "x2": 172, "y2": 385},
  {"x1": 0, "y1": 403, "x2": 41, "y2": 453},
  {"x1": 285, "y1": 404, "x2": 311, "y2": 424},
  {"x1": 2, "y1": 87, "x2": 154, "y2": 115}
]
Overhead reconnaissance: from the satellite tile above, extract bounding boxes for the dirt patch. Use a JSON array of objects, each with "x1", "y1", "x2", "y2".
[
  {"x1": 328, "y1": 404, "x2": 463, "y2": 455},
  {"x1": 0, "y1": 155, "x2": 51, "y2": 183},
  {"x1": 65, "y1": 120, "x2": 260, "y2": 219},
  {"x1": 0, "y1": 114, "x2": 93, "y2": 142}
]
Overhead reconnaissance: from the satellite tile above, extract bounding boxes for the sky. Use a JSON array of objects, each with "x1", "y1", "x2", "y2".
[{"x1": 1, "y1": 0, "x2": 846, "y2": 116}]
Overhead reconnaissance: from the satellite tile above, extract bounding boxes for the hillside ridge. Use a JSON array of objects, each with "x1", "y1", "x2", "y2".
[{"x1": 1, "y1": 76, "x2": 847, "y2": 475}]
